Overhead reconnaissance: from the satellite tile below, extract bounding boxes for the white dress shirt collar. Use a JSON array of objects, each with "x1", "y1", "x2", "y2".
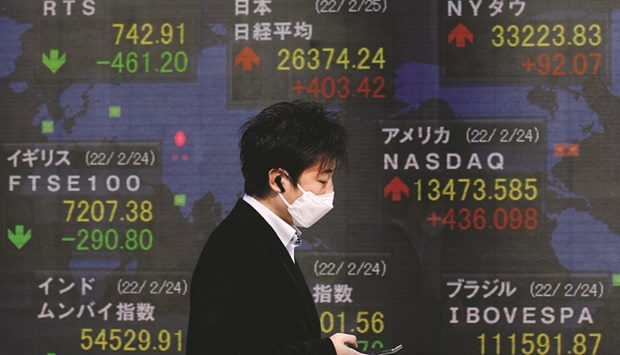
[{"x1": 243, "y1": 194, "x2": 301, "y2": 262}]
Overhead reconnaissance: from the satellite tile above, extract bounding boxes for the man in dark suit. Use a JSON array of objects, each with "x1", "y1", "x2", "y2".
[{"x1": 187, "y1": 101, "x2": 360, "y2": 355}]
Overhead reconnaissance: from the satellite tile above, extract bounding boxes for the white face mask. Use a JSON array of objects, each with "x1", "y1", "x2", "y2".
[{"x1": 279, "y1": 184, "x2": 334, "y2": 228}]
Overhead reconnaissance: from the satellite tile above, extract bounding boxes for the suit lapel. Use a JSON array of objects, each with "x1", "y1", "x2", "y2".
[
  {"x1": 293, "y1": 258, "x2": 320, "y2": 330},
  {"x1": 234, "y1": 200, "x2": 318, "y2": 332},
  {"x1": 269, "y1": 233, "x2": 319, "y2": 332}
]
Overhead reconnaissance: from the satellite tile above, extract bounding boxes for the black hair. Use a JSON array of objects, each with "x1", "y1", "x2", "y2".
[{"x1": 239, "y1": 100, "x2": 349, "y2": 198}]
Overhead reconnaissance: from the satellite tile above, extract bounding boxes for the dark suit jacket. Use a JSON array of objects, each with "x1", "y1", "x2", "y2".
[{"x1": 186, "y1": 199, "x2": 336, "y2": 355}]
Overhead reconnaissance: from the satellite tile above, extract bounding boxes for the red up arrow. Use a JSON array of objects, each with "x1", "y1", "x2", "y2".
[
  {"x1": 234, "y1": 46, "x2": 260, "y2": 71},
  {"x1": 384, "y1": 176, "x2": 409, "y2": 202},
  {"x1": 448, "y1": 23, "x2": 474, "y2": 48}
]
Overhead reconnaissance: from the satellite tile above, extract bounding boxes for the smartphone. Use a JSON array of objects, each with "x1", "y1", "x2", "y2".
[{"x1": 367, "y1": 344, "x2": 403, "y2": 355}]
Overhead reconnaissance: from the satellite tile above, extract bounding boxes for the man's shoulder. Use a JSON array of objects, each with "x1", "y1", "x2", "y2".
[
  {"x1": 217, "y1": 199, "x2": 258, "y2": 227},
  {"x1": 207, "y1": 199, "x2": 267, "y2": 243},
  {"x1": 196, "y1": 199, "x2": 276, "y2": 269}
]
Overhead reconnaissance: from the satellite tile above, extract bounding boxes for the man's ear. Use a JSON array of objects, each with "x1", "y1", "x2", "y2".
[{"x1": 268, "y1": 168, "x2": 287, "y2": 193}]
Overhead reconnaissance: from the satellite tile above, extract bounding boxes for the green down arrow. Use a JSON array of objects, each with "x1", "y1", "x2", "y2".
[
  {"x1": 8, "y1": 225, "x2": 32, "y2": 250},
  {"x1": 42, "y1": 49, "x2": 66, "y2": 74}
]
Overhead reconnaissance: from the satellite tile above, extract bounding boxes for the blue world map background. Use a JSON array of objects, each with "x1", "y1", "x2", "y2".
[{"x1": 3, "y1": 11, "x2": 619, "y2": 270}]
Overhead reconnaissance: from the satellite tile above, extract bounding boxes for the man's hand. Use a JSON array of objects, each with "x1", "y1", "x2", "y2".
[{"x1": 330, "y1": 333, "x2": 362, "y2": 355}]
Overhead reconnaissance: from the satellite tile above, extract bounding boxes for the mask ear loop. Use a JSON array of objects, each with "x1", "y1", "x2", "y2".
[
  {"x1": 275, "y1": 176, "x2": 285, "y2": 193},
  {"x1": 277, "y1": 170, "x2": 293, "y2": 207},
  {"x1": 278, "y1": 189, "x2": 292, "y2": 207},
  {"x1": 280, "y1": 170, "x2": 307, "y2": 194}
]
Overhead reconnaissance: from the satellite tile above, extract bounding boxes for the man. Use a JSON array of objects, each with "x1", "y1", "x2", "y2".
[{"x1": 187, "y1": 100, "x2": 360, "y2": 355}]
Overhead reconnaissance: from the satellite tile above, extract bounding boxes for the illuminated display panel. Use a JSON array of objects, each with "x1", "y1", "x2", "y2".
[
  {"x1": 1, "y1": 0, "x2": 620, "y2": 354},
  {"x1": 440, "y1": 0, "x2": 612, "y2": 84}
]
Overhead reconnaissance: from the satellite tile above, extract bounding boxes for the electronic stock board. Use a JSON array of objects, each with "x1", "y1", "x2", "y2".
[{"x1": 1, "y1": 0, "x2": 620, "y2": 354}]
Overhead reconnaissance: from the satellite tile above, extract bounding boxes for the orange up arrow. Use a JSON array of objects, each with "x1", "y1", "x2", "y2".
[
  {"x1": 384, "y1": 176, "x2": 410, "y2": 202},
  {"x1": 448, "y1": 23, "x2": 474, "y2": 48},
  {"x1": 234, "y1": 46, "x2": 260, "y2": 71}
]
